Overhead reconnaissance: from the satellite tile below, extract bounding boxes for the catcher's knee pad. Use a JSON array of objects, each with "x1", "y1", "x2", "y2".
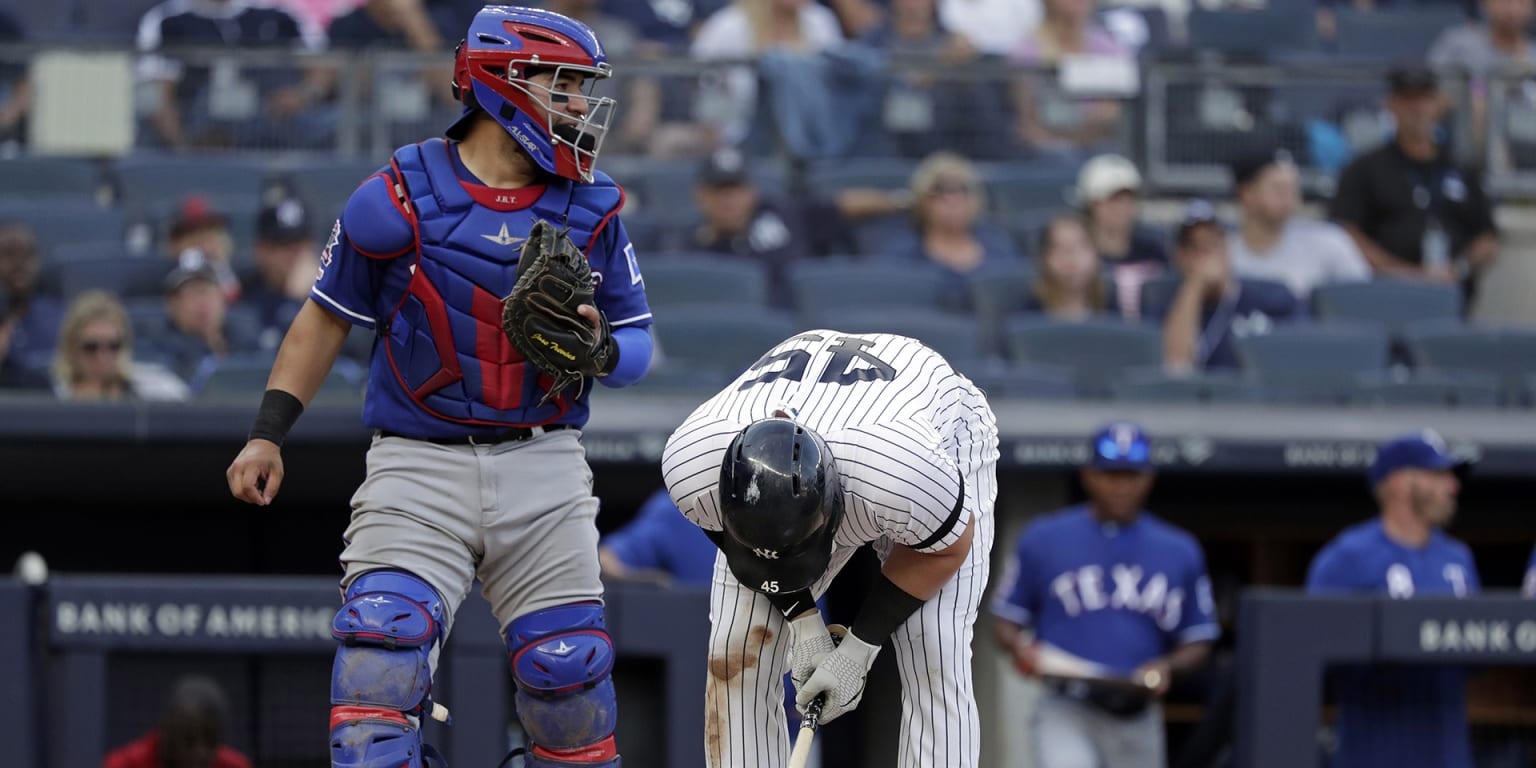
[
  {"x1": 507, "y1": 602, "x2": 620, "y2": 767},
  {"x1": 329, "y1": 570, "x2": 446, "y2": 768}
]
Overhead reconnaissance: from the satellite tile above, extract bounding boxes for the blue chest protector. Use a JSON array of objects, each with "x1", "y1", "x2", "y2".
[{"x1": 380, "y1": 139, "x2": 621, "y2": 427}]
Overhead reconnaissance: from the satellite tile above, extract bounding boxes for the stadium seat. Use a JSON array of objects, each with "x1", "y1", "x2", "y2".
[
  {"x1": 967, "y1": 262, "x2": 1037, "y2": 359},
  {"x1": 74, "y1": 0, "x2": 162, "y2": 44},
  {"x1": 650, "y1": 307, "x2": 799, "y2": 381},
  {"x1": 1137, "y1": 275, "x2": 1183, "y2": 320},
  {"x1": 788, "y1": 260, "x2": 954, "y2": 321},
  {"x1": 804, "y1": 158, "x2": 919, "y2": 195},
  {"x1": 196, "y1": 353, "x2": 364, "y2": 402},
  {"x1": 1236, "y1": 323, "x2": 1392, "y2": 404},
  {"x1": 3, "y1": 0, "x2": 73, "y2": 40},
  {"x1": 811, "y1": 307, "x2": 984, "y2": 373},
  {"x1": 112, "y1": 155, "x2": 269, "y2": 218},
  {"x1": 639, "y1": 255, "x2": 769, "y2": 309},
  {"x1": 1111, "y1": 368, "x2": 1260, "y2": 404},
  {"x1": 57, "y1": 255, "x2": 170, "y2": 299},
  {"x1": 1352, "y1": 371, "x2": 1502, "y2": 409},
  {"x1": 1330, "y1": 8, "x2": 1470, "y2": 63},
  {"x1": 1402, "y1": 322, "x2": 1536, "y2": 403},
  {"x1": 1186, "y1": 8, "x2": 1320, "y2": 58},
  {"x1": 967, "y1": 360, "x2": 1079, "y2": 400},
  {"x1": 271, "y1": 158, "x2": 386, "y2": 229},
  {"x1": 1310, "y1": 280, "x2": 1463, "y2": 337},
  {"x1": 1003, "y1": 317, "x2": 1164, "y2": 398},
  {"x1": 0, "y1": 202, "x2": 129, "y2": 255},
  {"x1": 0, "y1": 156, "x2": 106, "y2": 202},
  {"x1": 979, "y1": 163, "x2": 1079, "y2": 220}
]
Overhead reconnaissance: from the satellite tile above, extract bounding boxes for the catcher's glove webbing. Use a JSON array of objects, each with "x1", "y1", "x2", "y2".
[{"x1": 502, "y1": 220, "x2": 617, "y2": 406}]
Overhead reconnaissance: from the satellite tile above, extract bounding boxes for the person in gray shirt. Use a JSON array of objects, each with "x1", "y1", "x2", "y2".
[
  {"x1": 1429, "y1": 0, "x2": 1535, "y2": 163},
  {"x1": 1228, "y1": 149, "x2": 1370, "y2": 300}
]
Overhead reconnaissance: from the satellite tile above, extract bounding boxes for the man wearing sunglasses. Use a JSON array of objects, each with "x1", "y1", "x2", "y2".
[{"x1": 991, "y1": 421, "x2": 1218, "y2": 768}]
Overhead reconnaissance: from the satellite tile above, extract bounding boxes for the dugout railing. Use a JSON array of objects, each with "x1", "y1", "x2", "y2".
[
  {"x1": 11, "y1": 573, "x2": 711, "y2": 768},
  {"x1": 1237, "y1": 590, "x2": 1536, "y2": 768}
]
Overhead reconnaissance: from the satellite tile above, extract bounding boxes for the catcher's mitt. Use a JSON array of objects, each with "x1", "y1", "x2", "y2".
[{"x1": 502, "y1": 220, "x2": 617, "y2": 406}]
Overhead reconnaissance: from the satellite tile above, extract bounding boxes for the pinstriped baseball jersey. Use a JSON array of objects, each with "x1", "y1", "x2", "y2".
[{"x1": 662, "y1": 330, "x2": 999, "y2": 768}]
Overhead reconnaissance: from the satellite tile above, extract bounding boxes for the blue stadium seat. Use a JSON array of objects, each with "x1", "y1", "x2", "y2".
[
  {"x1": 0, "y1": 202, "x2": 128, "y2": 255},
  {"x1": 1186, "y1": 8, "x2": 1320, "y2": 57},
  {"x1": 46, "y1": 241, "x2": 135, "y2": 264},
  {"x1": 1330, "y1": 8, "x2": 1470, "y2": 63},
  {"x1": 967, "y1": 262, "x2": 1037, "y2": 360},
  {"x1": 57, "y1": 255, "x2": 169, "y2": 299},
  {"x1": 979, "y1": 163, "x2": 1079, "y2": 219},
  {"x1": 1003, "y1": 317, "x2": 1164, "y2": 398},
  {"x1": 967, "y1": 360, "x2": 1079, "y2": 400},
  {"x1": 74, "y1": 0, "x2": 162, "y2": 44},
  {"x1": 272, "y1": 158, "x2": 386, "y2": 229},
  {"x1": 650, "y1": 307, "x2": 798, "y2": 381},
  {"x1": 196, "y1": 352, "x2": 364, "y2": 402},
  {"x1": 812, "y1": 307, "x2": 984, "y2": 372},
  {"x1": 1402, "y1": 321, "x2": 1536, "y2": 403},
  {"x1": 788, "y1": 260, "x2": 954, "y2": 321},
  {"x1": 0, "y1": 157, "x2": 106, "y2": 202},
  {"x1": 112, "y1": 155, "x2": 269, "y2": 217},
  {"x1": 639, "y1": 255, "x2": 769, "y2": 309},
  {"x1": 804, "y1": 158, "x2": 919, "y2": 195},
  {"x1": 1111, "y1": 368, "x2": 1260, "y2": 404},
  {"x1": 1236, "y1": 323, "x2": 1392, "y2": 404},
  {"x1": 1311, "y1": 280, "x2": 1463, "y2": 336},
  {"x1": 2, "y1": 0, "x2": 74, "y2": 40},
  {"x1": 1137, "y1": 275, "x2": 1183, "y2": 320},
  {"x1": 1352, "y1": 370, "x2": 1502, "y2": 409}
]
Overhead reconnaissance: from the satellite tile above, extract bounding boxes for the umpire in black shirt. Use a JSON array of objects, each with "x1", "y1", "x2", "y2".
[{"x1": 1328, "y1": 62, "x2": 1498, "y2": 310}]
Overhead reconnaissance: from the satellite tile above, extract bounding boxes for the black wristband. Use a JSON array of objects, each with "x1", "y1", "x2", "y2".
[
  {"x1": 851, "y1": 574, "x2": 925, "y2": 643},
  {"x1": 766, "y1": 589, "x2": 817, "y2": 619},
  {"x1": 248, "y1": 389, "x2": 304, "y2": 446}
]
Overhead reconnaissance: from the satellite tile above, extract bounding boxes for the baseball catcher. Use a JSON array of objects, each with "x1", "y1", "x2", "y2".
[{"x1": 503, "y1": 219, "x2": 618, "y2": 405}]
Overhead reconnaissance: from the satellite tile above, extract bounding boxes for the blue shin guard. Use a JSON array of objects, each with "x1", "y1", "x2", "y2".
[
  {"x1": 506, "y1": 603, "x2": 621, "y2": 767},
  {"x1": 330, "y1": 571, "x2": 446, "y2": 768}
]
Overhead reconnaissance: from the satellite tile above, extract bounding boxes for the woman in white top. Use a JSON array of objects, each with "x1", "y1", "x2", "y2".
[{"x1": 51, "y1": 290, "x2": 188, "y2": 403}]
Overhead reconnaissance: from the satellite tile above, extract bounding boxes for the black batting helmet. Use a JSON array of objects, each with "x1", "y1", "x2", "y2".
[{"x1": 719, "y1": 418, "x2": 844, "y2": 595}]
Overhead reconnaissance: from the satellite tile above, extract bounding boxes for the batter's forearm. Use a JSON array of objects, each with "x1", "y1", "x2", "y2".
[{"x1": 267, "y1": 299, "x2": 352, "y2": 405}]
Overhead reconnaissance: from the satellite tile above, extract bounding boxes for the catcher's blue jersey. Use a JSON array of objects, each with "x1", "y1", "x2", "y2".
[
  {"x1": 1306, "y1": 519, "x2": 1479, "y2": 768},
  {"x1": 310, "y1": 139, "x2": 651, "y2": 436},
  {"x1": 990, "y1": 505, "x2": 1219, "y2": 673}
]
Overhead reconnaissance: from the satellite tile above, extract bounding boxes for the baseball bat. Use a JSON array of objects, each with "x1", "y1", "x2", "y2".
[
  {"x1": 1031, "y1": 642, "x2": 1160, "y2": 692},
  {"x1": 788, "y1": 695, "x2": 824, "y2": 768}
]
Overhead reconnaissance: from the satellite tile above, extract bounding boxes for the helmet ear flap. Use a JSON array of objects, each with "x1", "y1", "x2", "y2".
[{"x1": 451, "y1": 38, "x2": 469, "y2": 102}]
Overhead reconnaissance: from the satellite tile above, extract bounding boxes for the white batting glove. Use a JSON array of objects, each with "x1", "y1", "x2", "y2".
[
  {"x1": 795, "y1": 630, "x2": 881, "y2": 724},
  {"x1": 787, "y1": 613, "x2": 836, "y2": 692}
]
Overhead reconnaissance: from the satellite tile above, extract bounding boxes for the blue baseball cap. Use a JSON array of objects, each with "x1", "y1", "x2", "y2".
[
  {"x1": 1089, "y1": 421, "x2": 1152, "y2": 471},
  {"x1": 1368, "y1": 430, "x2": 1469, "y2": 488}
]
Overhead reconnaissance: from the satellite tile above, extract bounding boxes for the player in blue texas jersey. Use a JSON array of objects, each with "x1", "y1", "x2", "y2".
[
  {"x1": 989, "y1": 423, "x2": 1216, "y2": 764},
  {"x1": 1306, "y1": 429, "x2": 1478, "y2": 768},
  {"x1": 599, "y1": 488, "x2": 719, "y2": 588},
  {"x1": 225, "y1": 6, "x2": 652, "y2": 767},
  {"x1": 992, "y1": 421, "x2": 1218, "y2": 768}
]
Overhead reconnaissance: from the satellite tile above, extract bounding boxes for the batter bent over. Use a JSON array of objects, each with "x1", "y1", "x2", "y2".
[
  {"x1": 225, "y1": 7, "x2": 653, "y2": 766},
  {"x1": 661, "y1": 330, "x2": 998, "y2": 768}
]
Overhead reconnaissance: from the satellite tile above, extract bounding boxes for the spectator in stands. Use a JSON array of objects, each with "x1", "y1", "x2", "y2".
[
  {"x1": 1328, "y1": 63, "x2": 1498, "y2": 308},
  {"x1": 546, "y1": 0, "x2": 712, "y2": 158},
  {"x1": 327, "y1": 0, "x2": 444, "y2": 50},
  {"x1": 1429, "y1": 0, "x2": 1535, "y2": 166},
  {"x1": 940, "y1": 0, "x2": 1042, "y2": 57},
  {"x1": 163, "y1": 196, "x2": 242, "y2": 303},
  {"x1": 824, "y1": 0, "x2": 889, "y2": 37},
  {"x1": 679, "y1": 146, "x2": 909, "y2": 308},
  {"x1": 0, "y1": 7, "x2": 29, "y2": 150},
  {"x1": 1074, "y1": 154, "x2": 1168, "y2": 319},
  {"x1": 690, "y1": 0, "x2": 847, "y2": 148},
  {"x1": 141, "y1": 251, "x2": 262, "y2": 388},
  {"x1": 50, "y1": 290, "x2": 188, "y2": 403},
  {"x1": 103, "y1": 674, "x2": 250, "y2": 768},
  {"x1": 1306, "y1": 429, "x2": 1478, "y2": 768},
  {"x1": 239, "y1": 197, "x2": 316, "y2": 348},
  {"x1": 1150, "y1": 200, "x2": 1298, "y2": 372},
  {"x1": 1011, "y1": 0, "x2": 1128, "y2": 160},
  {"x1": 1024, "y1": 213, "x2": 1116, "y2": 319},
  {"x1": 136, "y1": 0, "x2": 335, "y2": 150},
  {"x1": 600, "y1": 0, "x2": 711, "y2": 50},
  {"x1": 884, "y1": 150, "x2": 1020, "y2": 307},
  {"x1": 861, "y1": 0, "x2": 1017, "y2": 160},
  {"x1": 1228, "y1": 148, "x2": 1370, "y2": 300},
  {"x1": 0, "y1": 220, "x2": 63, "y2": 389},
  {"x1": 992, "y1": 420, "x2": 1219, "y2": 768}
]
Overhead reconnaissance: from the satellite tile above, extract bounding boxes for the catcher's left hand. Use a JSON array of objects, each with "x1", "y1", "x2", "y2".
[{"x1": 502, "y1": 220, "x2": 618, "y2": 406}]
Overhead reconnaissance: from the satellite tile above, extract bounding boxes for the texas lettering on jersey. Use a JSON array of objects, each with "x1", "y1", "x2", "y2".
[{"x1": 1049, "y1": 564, "x2": 1191, "y2": 631}]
